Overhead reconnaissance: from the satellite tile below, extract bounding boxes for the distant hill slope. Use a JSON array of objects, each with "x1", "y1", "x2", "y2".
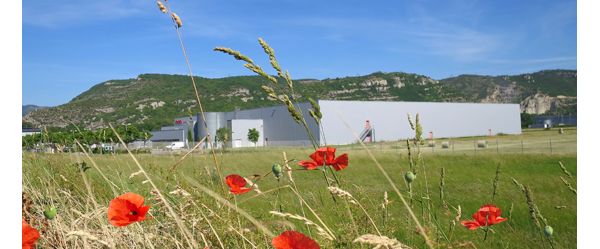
[
  {"x1": 22, "y1": 105, "x2": 48, "y2": 117},
  {"x1": 23, "y1": 69, "x2": 576, "y2": 130}
]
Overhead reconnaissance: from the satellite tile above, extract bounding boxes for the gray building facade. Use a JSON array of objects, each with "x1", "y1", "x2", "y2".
[
  {"x1": 192, "y1": 100, "x2": 521, "y2": 147},
  {"x1": 197, "y1": 103, "x2": 318, "y2": 147}
]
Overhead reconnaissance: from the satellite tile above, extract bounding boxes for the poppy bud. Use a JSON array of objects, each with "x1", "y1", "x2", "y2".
[
  {"x1": 544, "y1": 225, "x2": 553, "y2": 238},
  {"x1": 272, "y1": 163, "x2": 283, "y2": 179},
  {"x1": 405, "y1": 171, "x2": 416, "y2": 183},
  {"x1": 44, "y1": 206, "x2": 57, "y2": 220}
]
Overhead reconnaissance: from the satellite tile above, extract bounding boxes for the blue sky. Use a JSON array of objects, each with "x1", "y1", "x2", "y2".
[{"x1": 23, "y1": 0, "x2": 576, "y2": 106}]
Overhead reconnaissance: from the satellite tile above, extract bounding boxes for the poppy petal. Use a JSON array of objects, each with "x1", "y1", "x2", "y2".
[
  {"x1": 309, "y1": 147, "x2": 336, "y2": 165},
  {"x1": 136, "y1": 205, "x2": 151, "y2": 221},
  {"x1": 492, "y1": 216, "x2": 508, "y2": 225},
  {"x1": 299, "y1": 160, "x2": 319, "y2": 170},
  {"x1": 118, "y1": 192, "x2": 146, "y2": 207},
  {"x1": 226, "y1": 174, "x2": 248, "y2": 188},
  {"x1": 272, "y1": 230, "x2": 320, "y2": 249},
  {"x1": 22, "y1": 219, "x2": 40, "y2": 249},
  {"x1": 332, "y1": 153, "x2": 348, "y2": 171},
  {"x1": 461, "y1": 220, "x2": 481, "y2": 230},
  {"x1": 231, "y1": 187, "x2": 252, "y2": 195}
]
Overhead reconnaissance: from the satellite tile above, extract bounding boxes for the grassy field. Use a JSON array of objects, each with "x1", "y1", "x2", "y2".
[{"x1": 22, "y1": 128, "x2": 576, "y2": 248}]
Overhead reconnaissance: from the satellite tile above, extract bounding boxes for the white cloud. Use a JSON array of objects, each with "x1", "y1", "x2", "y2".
[{"x1": 286, "y1": 15, "x2": 503, "y2": 61}]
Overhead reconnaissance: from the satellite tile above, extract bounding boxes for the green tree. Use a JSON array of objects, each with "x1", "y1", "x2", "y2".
[
  {"x1": 521, "y1": 113, "x2": 534, "y2": 128},
  {"x1": 247, "y1": 128, "x2": 260, "y2": 147},
  {"x1": 216, "y1": 127, "x2": 231, "y2": 149}
]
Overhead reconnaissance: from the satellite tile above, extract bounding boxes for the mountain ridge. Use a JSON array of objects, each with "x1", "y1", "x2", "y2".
[{"x1": 23, "y1": 69, "x2": 577, "y2": 130}]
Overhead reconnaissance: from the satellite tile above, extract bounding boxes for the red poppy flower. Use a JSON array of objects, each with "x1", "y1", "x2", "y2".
[
  {"x1": 298, "y1": 147, "x2": 349, "y2": 171},
  {"x1": 108, "y1": 192, "x2": 150, "y2": 227},
  {"x1": 310, "y1": 147, "x2": 337, "y2": 165},
  {"x1": 22, "y1": 218, "x2": 40, "y2": 249},
  {"x1": 225, "y1": 174, "x2": 251, "y2": 195},
  {"x1": 272, "y1": 230, "x2": 320, "y2": 249},
  {"x1": 461, "y1": 204, "x2": 508, "y2": 230}
]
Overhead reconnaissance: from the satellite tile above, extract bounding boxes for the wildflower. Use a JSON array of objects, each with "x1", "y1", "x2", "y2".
[
  {"x1": 22, "y1": 218, "x2": 40, "y2": 249},
  {"x1": 225, "y1": 174, "x2": 251, "y2": 195},
  {"x1": 107, "y1": 192, "x2": 150, "y2": 227},
  {"x1": 461, "y1": 204, "x2": 507, "y2": 230},
  {"x1": 272, "y1": 230, "x2": 320, "y2": 249},
  {"x1": 44, "y1": 206, "x2": 57, "y2": 220},
  {"x1": 298, "y1": 147, "x2": 349, "y2": 171}
]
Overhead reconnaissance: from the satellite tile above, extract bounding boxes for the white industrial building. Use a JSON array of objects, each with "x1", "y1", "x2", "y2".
[{"x1": 191, "y1": 100, "x2": 521, "y2": 148}]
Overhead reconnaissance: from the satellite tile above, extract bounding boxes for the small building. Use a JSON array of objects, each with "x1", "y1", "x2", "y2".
[
  {"x1": 22, "y1": 128, "x2": 41, "y2": 137},
  {"x1": 530, "y1": 115, "x2": 577, "y2": 128},
  {"x1": 150, "y1": 126, "x2": 188, "y2": 143}
]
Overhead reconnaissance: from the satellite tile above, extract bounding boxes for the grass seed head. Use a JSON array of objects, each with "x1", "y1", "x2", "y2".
[
  {"x1": 328, "y1": 186, "x2": 358, "y2": 205},
  {"x1": 171, "y1": 12, "x2": 182, "y2": 28},
  {"x1": 353, "y1": 234, "x2": 413, "y2": 249},
  {"x1": 156, "y1": 1, "x2": 167, "y2": 13},
  {"x1": 213, "y1": 47, "x2": 255, "y2": 64},
  {"x1": 258, "y1": 38, "x2": 283, "y2": 78}
]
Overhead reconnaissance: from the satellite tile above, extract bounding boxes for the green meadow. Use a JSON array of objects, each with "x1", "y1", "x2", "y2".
[{"x1": 23, "y1": 128, "x2": 576, "y2": 248}]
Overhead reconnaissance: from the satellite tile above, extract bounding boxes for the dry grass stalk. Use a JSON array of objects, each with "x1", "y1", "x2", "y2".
[
  {"x1": 328, "y1": 186, "x2": 382, "y2": 235},
  {"x1": 169, "y1": 186, "x2": 191, "y2": 197},
  {"x1": 269, "y1": 211, "x2": 334, "y2": 241},
  {"x1": 560, "y1": 176, "x2": 577, "y2": 195},
  {"x1": 183, "y1": 175, "x2": 275, "y2": 237},
  {"x1": 237, "y1": 185, "x2": 290, "y2": 205},
  {"x1": 66, "y1": 231, "x2": 109, "y2": 246},
  {"x1": 440, "y1": 167, "x2": 446, "y2": 207},
  {"x1": 381, "y1": 191, "x2": 391, "y2": 209},
  {"x1": 129, "y1": 170, "x2": 143, "y2": 179},
  {"x1": 244, "y1": 177, "x2": 262, "y2": 194},
  {"x1": 511, "y1": 178, "x2": 526, "y2": 193},
  {"x1": 353, "y1": 234, "x2": 413, "y2": 249},
  {"x1": 161, "y1": 2, "x2": 226, "y2": 195},
  {"x1": 169, "y1": 136, "x2": 206, "y2": 171},
  {"x1": 524, "y1": 186, "x2": 541, "y2": 229},
  {"x1": 491, "y1": 164, "x2": 501, "y2": 202},
  {"x1": 336, "y1": 110, "x2": 435, "y2": 248},
  {"x1": 285, "y1": 185, "x2": 336, "y2": 240},
  {"x1": 558, "y1": 161, "x2": 573, "y2": 179},
  {"x1": 328, "y1": 186, "x2": 358, "y2": 205},
  {"x1": 453, "y1": 205, "x2": 462, "y2": 223},
  {"x1": 195, "y1": 203, "x2": 225, "y2": 249},
  {"x1": 109, "y1": 124, "x2": 199, "y2": 248},
  {"x1": 75, "y1": 140, "x2": 119, "y2": 196}
]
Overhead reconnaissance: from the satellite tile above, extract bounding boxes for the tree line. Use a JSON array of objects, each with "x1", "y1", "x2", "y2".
[{"x1": 22, "y1": 125, "x2": 151, "y2": 151}]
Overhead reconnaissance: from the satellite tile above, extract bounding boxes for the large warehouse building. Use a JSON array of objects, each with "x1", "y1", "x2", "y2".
[{"x1": 182, "y1": 100, "x2": 521, "y2": 148}]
